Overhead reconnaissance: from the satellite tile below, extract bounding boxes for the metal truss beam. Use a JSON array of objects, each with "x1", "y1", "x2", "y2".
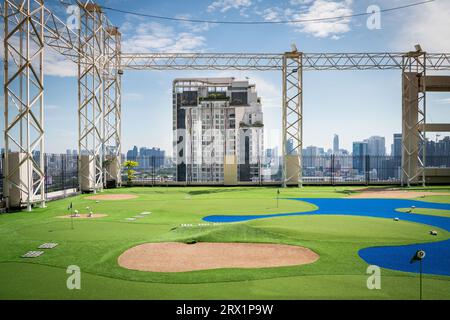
[
  {"x1": 303, "y1": 53, "x2": 450, "y2": 71},
  {"x1": 122, "y1": 53, "x2": 283, "y2": 71},
  {"x1": 402, "y1": 51, "x2": 427, "y2": 187},
  {"x1": 3, "y1": 2, "x2": 449, "y2": 73},
  {"x1": 282, "y1": 52, "x2": 303, "y2": 187},
  {"x1": 121, "y1": 52, "x2": 450, "y2": 71},
  {"x1": 78, "y1": 1, "x2": 104, "y2": 192},
  {"x1": 38, "y1": 4, "x2": 83, "y2": 62},
  {"x1": 3, "y1": 0, "x2": 45, "y2": 210},
  {"x1": 1, "y1": 1, "x2": 85, "y2": 62}
]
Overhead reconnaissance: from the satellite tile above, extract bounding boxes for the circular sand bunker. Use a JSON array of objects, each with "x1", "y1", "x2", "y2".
[
  {"x1": 85, "y1": 194, "x2": 137, "y2": 201},
  {"x1": 347, "y1": 190, "x2": 450, "y2": 199},
  {"x1": 57, "y1": 214, "x2": 108, "y2": 219},
  {"x1": 118, "y1": 242, "x2": 319, "y2": 272}
]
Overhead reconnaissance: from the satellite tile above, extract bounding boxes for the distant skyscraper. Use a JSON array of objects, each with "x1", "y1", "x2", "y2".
[
  {"x1": 352, "y1": 141, "x2": 368, "y2": 173},
  {"x1": 366, "y1": 136, "x2": 386, "y2": 156},
  {"x1": 425, "y1": 136, "x2": 450, "y2": 167},
  {"x1": 333, "y1": 134, "x2": 339, "y2": 154},
  {"x1": 393, "y1": 134, "x2": 402, "y2": 157},
  {"x1": 303, "y1": 146, "x2": 319, "y2": 168},
  {"x1": 318, "y1": 148, "x2": 325, "y2": 156},
  {"x1": 286, "y1": 139, "x2": 295, "y2": 155},
  {"x1": 137, "y1": 147, "x2": 165, "y2": 169},
  {"x1": 126, "y1": 146, "x2": 138, "y2": 161}
]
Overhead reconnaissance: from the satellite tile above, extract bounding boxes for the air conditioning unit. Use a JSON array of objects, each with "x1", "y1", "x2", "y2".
[
  {"x1": 80, "y1": 155, "x2": 96, "y2": 192},
  {"x1": 2, "y1": 152, "x2": 30, "y2": 208},
  {"x1": 105, "y1": 155, "x2": 121, "y2": 188}
]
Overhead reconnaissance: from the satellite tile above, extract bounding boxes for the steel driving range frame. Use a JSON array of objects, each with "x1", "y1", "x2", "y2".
[{"x1": 3, "y1": 0, "x2": 450, "y2": 209}]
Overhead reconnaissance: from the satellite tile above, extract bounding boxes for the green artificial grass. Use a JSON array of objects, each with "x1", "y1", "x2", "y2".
[
  {"x1": 0, "y1": 186, "x2": 449, "y2": 300},
  {"x1": 397, "y1": 208, "x2": 450, "y2": 217}
]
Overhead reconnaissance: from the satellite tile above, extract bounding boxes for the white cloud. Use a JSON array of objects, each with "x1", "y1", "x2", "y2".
[
  {"x1": 175, "y1": 14, "x2": 212, "y2": 33},
  {"x1": 121, "y1": 22, "x2": 206, "y2": 53},
  {"x1": 249, "y1": 75, "x2": 280, "y2": 109},
  {"x1": 44, "y1": 51, "x2": 77, "y2": 77},
  {"x1": 259, "y1": 0, "x2": 353, "y2": 39},
  {"x1": 207, "y1": 0, "x2": 252, "y2": 13},
  {"x1": 262, "y1": 7, "x2": 283, "y2": 22},
  {"x1": 289, "y1": 0, "x2": 353, "y2": 38},
  {"x1": 392, "y1": 0, "x2": 450, "y2": 52},
  {"x1": 289, "y1": 0, "x2": 314, "y2": 5}
]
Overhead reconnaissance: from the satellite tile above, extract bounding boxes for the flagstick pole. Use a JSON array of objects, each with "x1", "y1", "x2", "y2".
[
  {"x1": 420, "y1": 259, "x2": 423, "y2": 300},
  {"x1": 70, "y1": 204, "x2": 74, "y2": 230},
  {"x1": 277, "y1": 189, "x2": 279, "y2": 208}
]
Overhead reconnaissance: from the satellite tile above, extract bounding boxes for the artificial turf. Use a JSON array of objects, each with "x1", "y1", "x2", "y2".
[
  {"x1": 397, "y1": 208, "x2": 450, "y2": 217},
  {"x1": 0, "y1": 186, "x2": 449, "y2": 300}
]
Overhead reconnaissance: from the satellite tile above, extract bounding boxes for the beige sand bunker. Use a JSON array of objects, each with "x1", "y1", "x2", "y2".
[
  {"x1": 347, "y1": 189, "x2": 450, "y2": 199},
  {"x1": 85, "y1": 194, "x2": 138, "y2": 201},
  {"x1": 118, "y1": 242, "x2": 319, "y2": 272}
]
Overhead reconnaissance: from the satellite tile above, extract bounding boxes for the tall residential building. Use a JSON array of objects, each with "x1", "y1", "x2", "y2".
[
  {"x1": 366, "y1": 136, "x2": 386, "y2": 156},
  {"x1": 126, "y1": 146, "x2": 139, "y2": 161},
  {"x1": 125, "y1": 146, "x2": 165, "y2": 169},
  {"x1": 352, "y1": 141, "x2": 368, "y2": 174},
  {"x1": 138, "y1": 147, "x2": 165, "y2": 169},
  {"x1": 303, "y1": 146, "x2": 319, "y2": 168},
  {"x1": 393, "y1": 133, "x2": 402, "y2": 157},
  {"x1": 173, "y1": 78, "x2": 264, "y2": 183},
  {"x1": 333, "y1": 134, "x2": 339, "y2": 154},
  {"x1": 425, "y1": 136, "x2": 450, "y2": 167}
]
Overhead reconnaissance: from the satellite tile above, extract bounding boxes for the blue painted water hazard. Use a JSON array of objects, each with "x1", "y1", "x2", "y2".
[{"x1": 203, "y1": 198, "x2": 450, "y2": 276}]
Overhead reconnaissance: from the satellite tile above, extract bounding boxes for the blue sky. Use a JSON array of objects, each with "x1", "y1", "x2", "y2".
[{"x1": 1, "y1": 0, "x2": 450, "y2": 154}]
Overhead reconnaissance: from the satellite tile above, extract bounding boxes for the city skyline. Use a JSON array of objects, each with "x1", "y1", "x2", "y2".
[{"x1": 124, "y1": 133, "x2": 450, "y2": 160}]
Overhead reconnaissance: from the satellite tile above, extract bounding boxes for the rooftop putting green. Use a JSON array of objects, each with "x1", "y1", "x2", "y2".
[
  {"x1": 0, "y1": 186, "x2": 449, "y2": 300},
  {"x1": 203, "y1": 198, "x2": 450, "y2": 276}
]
